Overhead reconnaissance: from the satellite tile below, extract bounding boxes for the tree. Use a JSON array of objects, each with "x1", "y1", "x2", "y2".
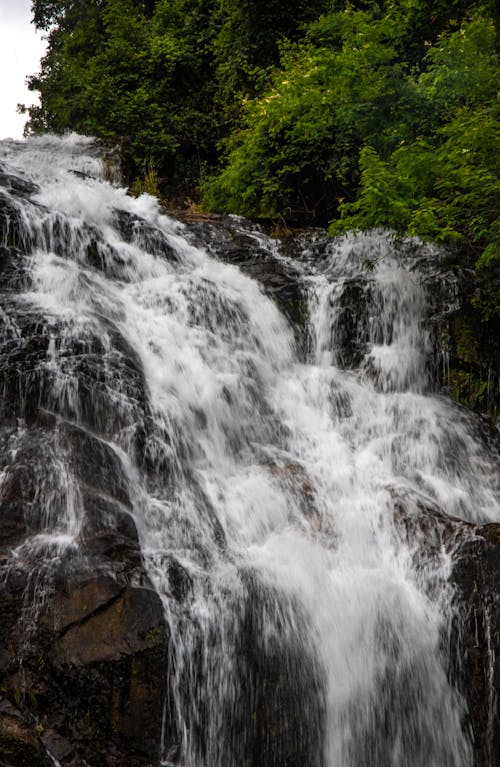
[{"x1": 25, "y1": 0, "x2": 220, "y2": 196}]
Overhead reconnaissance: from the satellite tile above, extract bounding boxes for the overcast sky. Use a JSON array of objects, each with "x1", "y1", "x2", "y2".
[{"x1": 0, "y1": 0, "x2": 47, "y2": 139}]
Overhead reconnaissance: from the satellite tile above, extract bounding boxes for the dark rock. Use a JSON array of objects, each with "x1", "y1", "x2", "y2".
[
  {"x1": 0, "y1": 171, "x2": 174, "y2": 766},
  {"x1": 0, "y1": 312, "x2": 147, "y2": 436},
  {"x1": 384, "y1": 490, "x2": 500, "y2": 766},
  {"x1": 0, "y1": 700, "x2": 53, "y2": 767},
  {"x1": 329, "y1": 278, "x2": 371, "y2": 369},
  {"x1": 0, "y1": 169, "x2": 37, "y2": 197},
  {"x1": 52, "y1": 587, "x2": 163, "y2": 666},
  {"x1": 391, "y1": 486, "x2": 472, "y2": 555},
  {"x1": 267, "y1": 462, "x2": 322, "y2": 531},
  {"x1": 113, "y1": 209, "x2": 178, "y2": 262},
  {"x1": 234, "y1": 574, "x2": 325, "y2": 767},
  {"x1": 0, "y1": 554, "x2": 169, "y2": 767},
  {"x1": 79, "y1": 489, "x2": 141, "y2": 563},
  {"x1": 0, "y1": 465, "x2": 31, "y2": 550},
  {"x1": 0, "y1": 567, "x2": 29, "y2": 676},
  {"x1": 47, "y1": 575, "x2": 123, "y2": 634},
  {"x1": 0, "y1": 248, "x2": 29, "y2": 292},
  {"x1": 185, "y1": 216, "x2": 309, "y2": 336},
  {"x1": 452, "y1": 524, "x2": 500, "y2": 767},
  {"x1": 62, "y1": 421, "x2": 132, "y2": 508},
  {"x1": 40, "y1": 729, "x2": 74, "y2": 764},
  {"x1": 0, "y1": 192, "x2": 36, "y2": 251},
  {"x1": 41, "y1": 584, "x2": 167, "y2": 765},
  {"x1": 0, "y1": 422, "x2": 64, "y2": 550},
  {"x1": 165, "y1": 557, "x2": 192, "y2": 603}
]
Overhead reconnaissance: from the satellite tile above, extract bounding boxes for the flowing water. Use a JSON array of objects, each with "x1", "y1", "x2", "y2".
[{"x1": 1, "y1": 135, "x2": 499, "y2": 766}]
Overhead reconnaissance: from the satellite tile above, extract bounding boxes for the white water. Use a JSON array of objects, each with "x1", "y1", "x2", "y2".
[{"x1": 1, "y1": 134, "x2": 499, "y2": 766}]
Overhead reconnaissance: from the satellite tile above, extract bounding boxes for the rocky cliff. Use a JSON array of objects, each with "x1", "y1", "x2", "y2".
[{"x1": 0, "y1": 139, "x2": 498, "y2": 767}]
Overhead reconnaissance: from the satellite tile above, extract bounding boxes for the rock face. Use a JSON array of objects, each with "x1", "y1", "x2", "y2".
[
  {"x1": 392, "y1": 489, "x2": 500, "y2": 766},
  {"x1": 1, "y1": 164, "x2": 499, "y2": 767},
  {"x1": 0, "y1": 510, "x2": 168, "y2": 767},
  {"x1": 183, "y1": 215, "x2": 310, "y2": 345},
  {"x1": 0, "y1": 190, "x2": 169, "y2": 766},
  {"x1": 0, "y1": 190, "x2": 324, "y2": 767},
  {"x1": 453, "y1": 524, "x2": 500, "y2": 767},
  {"x1": 0, "y1": 454, "x2": 168, "y2": 767},
  {"x1": 233, "y1": 576, "x2": 325, "y2": 767}
]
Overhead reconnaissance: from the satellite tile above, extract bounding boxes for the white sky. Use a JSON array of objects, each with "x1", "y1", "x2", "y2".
[{"x1": 0, "y1": 0, "x2": 47, "y2": 139}]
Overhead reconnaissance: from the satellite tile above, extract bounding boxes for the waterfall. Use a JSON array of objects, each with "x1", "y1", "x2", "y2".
[{"x1": 0, "y1": 135, "x2": 498, "y2": 767}]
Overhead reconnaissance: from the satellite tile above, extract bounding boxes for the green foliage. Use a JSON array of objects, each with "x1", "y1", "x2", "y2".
[
  {"x1": 204, "y1": 8, "x2": 418, "y2": 221},
  {"x1": 25, "y1": 0, "x2": 500, "y2": 412},
  {"x1": 26, "y1": 0, "x2": 327, "y2": 197},
  {"x1": 131, "y1": 160, "x2": 161, "y2": 197},
  {"x1": 25, "y1": 0, "x2": 500, "y2": 326},
  {"x1": 446, "y1": 308, "x2": 500, "y2": 417},
  {"x1": 332, "y1": 16, "x2": 500, "y2": 274},
  {"x1": 205, "y1": 6, "x2": 499, "y2": 224},
  {"x1": 448, "y1": 370, "x2": 491, "y2": 414},
  {"x1": 214, "y1": 0, "x2": 327, "y2": 119},
  {"x1": 26, "y1": 0, "x2": 220, "y2": 194}
]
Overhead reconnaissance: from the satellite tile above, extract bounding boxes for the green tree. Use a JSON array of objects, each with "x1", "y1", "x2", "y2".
[
  {"x1": 332, "y1": 16, "x2": 500, "y2": 266},
  {"x1": 25, "y1": 0, "x2": 219, "y2": 196},
  {"x1": 203, "y1": 8, "x2": 418, "y2": 221},
  {"x1": 214, "y1": 0, "x2": 327, "y2": 118}
]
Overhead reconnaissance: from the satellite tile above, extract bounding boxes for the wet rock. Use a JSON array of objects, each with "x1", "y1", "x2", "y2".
[
  {"x1": 0, "y1": 422, "x2": 62, "y2": 550},
  {"x1": 0, "y1": 223, "x2": 148, "y2": 435},
  {"x1": 0, "y1": 310, "x2": 53, "y2": 426},
  {"x1": 40, "y1": 729, "x2": 74, "y2": 764},
  {"x1": 0, "y1": 194, "x2": 40, "y2": 254},
  {"x1": 391, "y1": 486, "x2": 472, "y2": 556},
  {"x1": 330, "y1": 279, "x2": 372, "y2": 369},
  {"x1": 0, "y1": 421, "x2": 169, "y2": 767},
  {"x1": 166, "y1": 556, "x2": 193, "y2": 603},
  {"x1": 41, "y1": 584, "x2": 167, "y2": 765},
  {"x1": 0, "y1": 397, "x2": 169, "y2": 766},
  {"x1": 419, "y1": 258, "x2": 500, "y2": 417},
  {"x1": 62, "y1": 422, "x2": 132, "y2": 508},
  {"x1": 0, "y1": 419, "x2": 137, "y2": 555},
  {"x1": 387, "y1": 492, "x2": 499, "y2": 767},
  {"x1": 49, "y1": 599, "x2": 163, "y2": 763},
  {"x1": 235, "y1": 574, "x2": 325, "y2": 767},
  {"x1": 0, "y1": 247, "x2": 29, "y2": 293},
  {"x1": 0, "y1": 552, "x2": 169, "y2": 767},
  {"x1": 0, "y1": 170, "x2": 173, "y2": 767},
  {"x1": 48, "y1": 575, "x2": 123, "y2": 633},
  {"x1": 56, "y1": 335, "x2": 147, "y2": 437},
  {"x1": 0, "y1": 169, "x2": 37, "y2": 197},
  {"x1": 113, "y1": 209, "x2": 178, "y2": 262},
  {"x1": 80, "y1": 489, "x2": 141, "y2": 564},
  {"x1": 0, "y1": 322, "x2": 147, "y2": 436},
  {"x1": 0, "y1": 700, "x2": 53, "y2": 767},
  {"x1": 452, "y1": 523, "x2": 500, "y2": 767},
  {"x1": 267, "y1": 462, "x2": 322, "y2": 531},
  {"x1": 0, "y1": 467, "x2": 31, "y2": 550},
  {"x1": 185, "y1": 216, "x2": 309, "y2": 333},
  {"x1": 52, "y1": 587, "x2": 163, "y2": 666},
  {"x1": 0, "y1": 567, "x2": 29, "y2": 676}
]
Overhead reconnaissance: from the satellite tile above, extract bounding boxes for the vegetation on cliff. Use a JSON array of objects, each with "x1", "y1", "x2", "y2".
[{"x1": 23, "y1": 0, "x2": 500, "y2": 412}]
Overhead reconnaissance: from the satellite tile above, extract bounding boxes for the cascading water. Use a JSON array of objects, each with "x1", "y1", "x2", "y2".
[{"x1": 0, "y1": 135, "x2": 498, "y2": 767}]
